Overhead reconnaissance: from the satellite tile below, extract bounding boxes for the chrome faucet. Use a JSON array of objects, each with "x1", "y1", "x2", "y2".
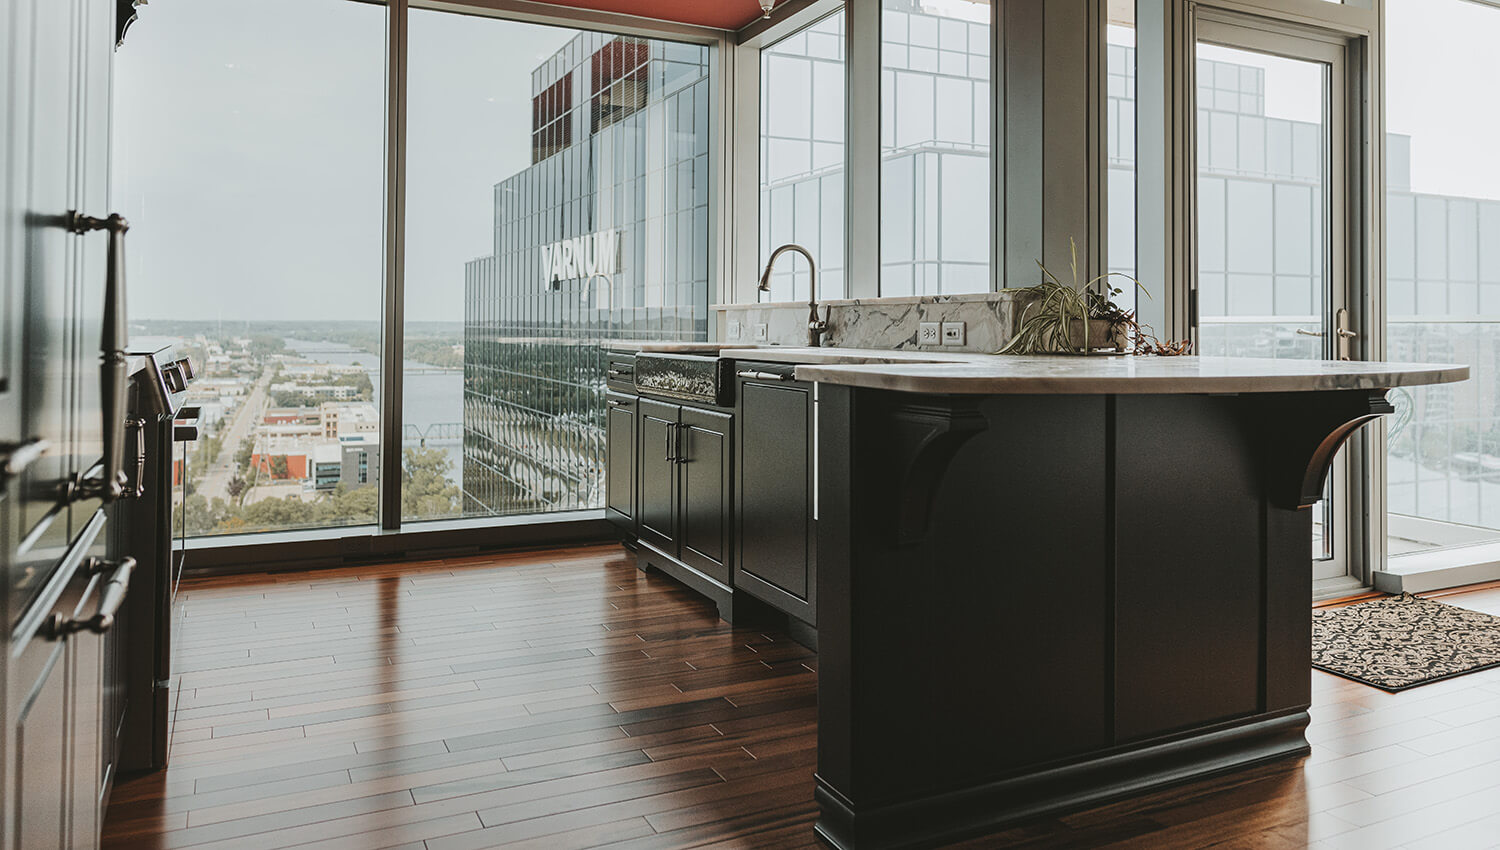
[{"x1": 757, "y1": 243, "x2": 830, "y2": 347}]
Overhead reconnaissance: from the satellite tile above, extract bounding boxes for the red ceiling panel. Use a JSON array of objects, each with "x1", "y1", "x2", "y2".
[{"x1": 532, "y1": 0, "x2": 774, "y2": 30}]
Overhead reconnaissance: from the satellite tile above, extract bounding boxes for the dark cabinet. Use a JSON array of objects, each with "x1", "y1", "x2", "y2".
[
  {"x1": 631, "y1": 396, "x2": 734, "y2": 600},
  {"x1": 677, "y1": 406, "x2": 732, "y2": 586},
  {"x1": 735, "y1": 369, "x2": 816, "y2": 625},
  {"x1": 637, "y1": 399, "x2": 680, "y2": 554},
  {"x1": 605, "y1": 393, "x2": 637, "y2": 534},
  {"x1": 4, "y1": 0, "x2": 129, "y2": 846}
]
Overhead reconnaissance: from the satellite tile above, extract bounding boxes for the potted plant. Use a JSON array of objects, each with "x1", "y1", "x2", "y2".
[{"x1": 997, "y1": 239, "x2": 1189, "y2": 356}]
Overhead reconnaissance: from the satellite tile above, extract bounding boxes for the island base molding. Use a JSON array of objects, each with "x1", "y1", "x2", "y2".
[{"x1": 812, "y1": 710, "x2": 1310, "y2": 850}]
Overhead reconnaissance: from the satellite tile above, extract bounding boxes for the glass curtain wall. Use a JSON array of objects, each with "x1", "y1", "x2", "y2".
[
  {"x1": 1385, "y1": 0, "x2": 1500, "y2": 555},
  {"x1": 405, "y1": 10, "x2": 714, "y2": 522},
  {"x1": 759, "y1": 10, "x2": 847, "y2": 303},
  {"x1": 880, "y1": 0, "x2": 993, "y2": 296},
  {"x1": 113, "y1": 0, "x2": 386, "y2": 537}
]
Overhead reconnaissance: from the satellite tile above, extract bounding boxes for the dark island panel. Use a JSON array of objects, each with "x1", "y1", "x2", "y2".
[
  {"x1": 812, "y1": 387, "x2": 1391, "y2": 849},
  {"x1": 1113, "y1": 393, "x2": 1267, "y2": 741}
]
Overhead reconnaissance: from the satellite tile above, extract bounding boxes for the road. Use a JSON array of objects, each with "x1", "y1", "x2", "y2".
[{"x1": 196, "y1": 371, "x2": 271, "y2": 503}]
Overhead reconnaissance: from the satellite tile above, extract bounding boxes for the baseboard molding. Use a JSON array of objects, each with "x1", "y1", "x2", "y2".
[
  {"x1": 813, "y1": 710, "x2": 1310, "y2": 850},
  {"x1": 182, "y1": 514, "x2": 616, "y2": 577},
  {"x1": 1375, "y1": 541, "x2": 1500, "y2": 594}
]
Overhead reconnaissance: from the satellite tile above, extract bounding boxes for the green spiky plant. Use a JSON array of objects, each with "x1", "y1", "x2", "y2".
[{"x1": 997, "y1": 238, "x2": 1144, "y2": 356}]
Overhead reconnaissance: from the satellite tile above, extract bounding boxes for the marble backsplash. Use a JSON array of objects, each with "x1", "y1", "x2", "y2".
[{"x1": 714, "y1": 291, "x2": 1039, "y2": 352}]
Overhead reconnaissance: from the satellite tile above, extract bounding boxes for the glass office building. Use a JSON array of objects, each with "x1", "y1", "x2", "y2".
[{"x1": 462, "y1": 33, "x2": 713, "y2": 516}]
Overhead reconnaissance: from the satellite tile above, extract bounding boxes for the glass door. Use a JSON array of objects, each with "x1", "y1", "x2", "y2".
[{"x1": 1193, "y1": 18, "x2": 1353, "y2": 581}]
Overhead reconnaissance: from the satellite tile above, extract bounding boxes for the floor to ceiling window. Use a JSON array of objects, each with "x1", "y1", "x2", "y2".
[
  {"x1": 880, "y1": 0, "x2": 992, "y2": 296},
  {"x1": 1385, "y1": 0, "x2": 1500, "y2": 555},
  {"x1": 406, "y1": 11, "x2": 714, "y2": 522},
  {"x1": 114, "y1": 1, "x2": 716, "y2": 538},
  {"x1": 759, "y1": 9, "x2": 847, "y2": 303},
  {"x1": 114, "y1": 0, "x2": 386, "y2": 537}
]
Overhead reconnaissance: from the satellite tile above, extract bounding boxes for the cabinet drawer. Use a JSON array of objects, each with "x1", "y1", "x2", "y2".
[{"x1": 605, "y1": 354, "x2": 637, "y2": 394}]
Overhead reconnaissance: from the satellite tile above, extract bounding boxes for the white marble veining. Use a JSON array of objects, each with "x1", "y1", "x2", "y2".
[
  {"x1": 780, "y1": 351, "x2": 1468, "y2": 395},
  {"x1": 714, "y1": 291, "x2": 1038, "y2": 351},
  {"x1": 604, "y1": 342, "x2": 1467, "y2": 394}
]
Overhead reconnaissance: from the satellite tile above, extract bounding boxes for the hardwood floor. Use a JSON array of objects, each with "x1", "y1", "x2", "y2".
[{"x1": 102, "y1": 545, "x2": 1500, "y2": 849}]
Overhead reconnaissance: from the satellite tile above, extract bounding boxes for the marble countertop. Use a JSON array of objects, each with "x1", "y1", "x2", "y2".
[{"x1": 608, "y1": 343, "x2": 1468, "y2": 394}]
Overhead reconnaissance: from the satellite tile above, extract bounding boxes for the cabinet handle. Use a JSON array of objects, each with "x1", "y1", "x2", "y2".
[
  {"x1": 46, "y1": 556, "x2": 136, "y2": 638},
  {"x1": 664, "y1": 422, "x2": 676, "y2": 462},
  {"x1": 607, "y1": 368, "x2": 634, "y2": 378},
  {"x1": 676, "y1": 424, "x2": 688, "y2": 464},
  {"x1": 607, "y1": 399, "x2": 629, "y2": 407},
  {"x1": 737, "y1": 370, "x2": 794, "y2": 381},
  {"x1": 67, "y1": 211, "x2": 131, "y2": 503}
]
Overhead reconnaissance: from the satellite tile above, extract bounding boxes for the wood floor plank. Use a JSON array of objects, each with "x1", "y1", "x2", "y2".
[{"x1": 103, "y1": 545, "x2": 1500, "y2": 849}]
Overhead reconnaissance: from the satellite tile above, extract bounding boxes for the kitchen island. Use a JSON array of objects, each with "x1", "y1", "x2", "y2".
[
  {"x1": 773, "y1": 352, "x2": 1464, "y2": 849},
  {"x1": 604, "y1": 345, "x2": 1465, "y2": 849}
]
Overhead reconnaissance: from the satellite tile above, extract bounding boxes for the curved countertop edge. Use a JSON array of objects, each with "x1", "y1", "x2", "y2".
[{"x1": 788, "y1": 357, "x2": 1470, "y2": 395}]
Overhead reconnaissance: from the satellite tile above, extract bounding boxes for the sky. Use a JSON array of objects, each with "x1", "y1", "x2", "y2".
[{"x1": 115, "y1": 0, "x2": 572, "y2": 324}]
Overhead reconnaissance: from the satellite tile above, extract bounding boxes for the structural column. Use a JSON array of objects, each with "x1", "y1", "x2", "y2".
[{"x1": 1001, "y1": 0, "x2": 1107, "y2": 289}]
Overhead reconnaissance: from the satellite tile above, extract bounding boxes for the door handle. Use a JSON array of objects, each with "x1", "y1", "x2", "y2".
[
  {"x1": 1335, "y1": 307, "x2": 1356, "y2": 361},
  {"x1": 67, "y1": 211, "x2": 131, "y2": 502},
  {"x1": 1, "y1": 438, "x2": 51, "y2": 479},
  {"x1": 46, "y1": 556, "x2": 136, "y2": 638}
]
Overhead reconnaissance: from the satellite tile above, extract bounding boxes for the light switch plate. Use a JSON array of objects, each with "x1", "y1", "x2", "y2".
[
  {"x1": 728, "y1": 320, "x2": 742, "y2": 340},
  {"x1": 941, "y1": 321, "x2": 966, "y2": 346},
  {"x1": 918, "y1": 322, "x2": 941, "y2": 345},
  {"x1": 754, "y1": 323, "x2": 769, "y2": 341}
]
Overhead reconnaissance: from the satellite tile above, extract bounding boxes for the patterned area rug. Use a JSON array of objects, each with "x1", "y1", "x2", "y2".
[{"x1": 1312, "y1": 593, "x2": 1500, "y2": 691}]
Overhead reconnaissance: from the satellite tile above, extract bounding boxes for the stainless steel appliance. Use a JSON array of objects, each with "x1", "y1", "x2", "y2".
[{"x1": 114, "y1": 348, "x2": 197, "y2": 772}]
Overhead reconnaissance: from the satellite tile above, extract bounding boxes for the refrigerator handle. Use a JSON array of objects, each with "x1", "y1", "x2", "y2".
[{"x1": 67, "y1": 211, "x2": 131, "y2": 503}]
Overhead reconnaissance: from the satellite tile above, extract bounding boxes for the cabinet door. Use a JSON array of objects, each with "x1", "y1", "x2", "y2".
[
  {"x1": 636, "y1": 400, "x2": 679, "y2": 553},
  {"x1": 8, "y1": 512, "x2": 108, "y2": 850},
  {"x1": 736, "y1": 379, "x2": 815, "y2": 624},
  {"x1": 10, "y1": 0, "x2": 78, "y2": 615},
  {"x1": 604, "y1": 393, "x2": 637, "y2": 534},
  {"x1": 678, "y1": 407, "x2": 731, "y2": 586}
]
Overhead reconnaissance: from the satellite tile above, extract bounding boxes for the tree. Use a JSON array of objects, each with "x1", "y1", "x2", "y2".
[
  {"x1": 270, "y1": 455, "x2": 289, "y2": 479},
  {"x1": 227, "y1": 476, "x2": 246, "y2": 500},
  {"x1": 402, "y1": 447, "x2": 461, "y2": 519},
  {"x1": 234, "y1": 437, "x2": 254, "y2": 473}
]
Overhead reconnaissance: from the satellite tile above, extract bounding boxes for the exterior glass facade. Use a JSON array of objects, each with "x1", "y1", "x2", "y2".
[{"x1": 462, "y1": 32, "x2": 713, "y2": 517}]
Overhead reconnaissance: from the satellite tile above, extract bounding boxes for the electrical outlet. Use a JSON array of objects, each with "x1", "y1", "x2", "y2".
[
  {"x1": 728, "y1": 320, "x2": 742, "y2": 340},
  {"x1": 754, "y1": 323, "x2": 769, "y2": 342},
  {"x1": 918, "y1": 322, "x2": 941, "y2": 345},
  {"x1": 941, "y1": 321, "x2": 966, "y2": 346}
]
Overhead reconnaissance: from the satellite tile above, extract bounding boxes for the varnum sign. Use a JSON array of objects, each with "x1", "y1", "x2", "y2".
[{"x1": 541, "y1": 229, "x2": 620, "y2": 287}]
